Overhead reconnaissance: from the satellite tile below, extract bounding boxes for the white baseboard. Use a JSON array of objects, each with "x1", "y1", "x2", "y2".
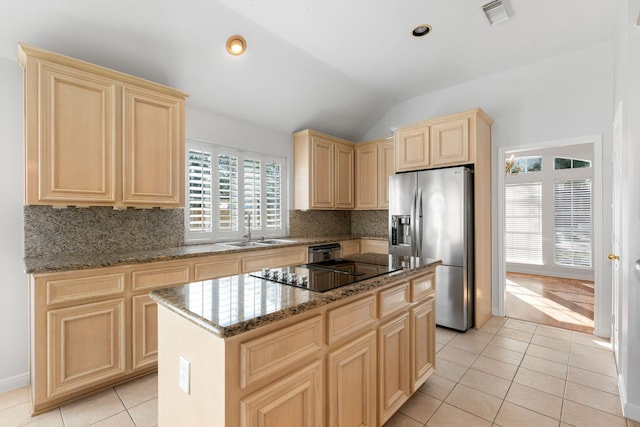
[
  {"x1": 618, "y1": 373, "x2": 640, "y2": 422},
  {"x1": 0, "y1": 372, "x2": 29, "y2": 394}
]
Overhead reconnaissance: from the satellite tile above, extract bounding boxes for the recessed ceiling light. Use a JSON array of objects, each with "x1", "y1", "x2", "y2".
[
  {"x1": 412, "y1": 25, "x2": 432, "y2": 37},
  {"x1": 226, "y1": 35, "x2": 247, "y2": 56}
]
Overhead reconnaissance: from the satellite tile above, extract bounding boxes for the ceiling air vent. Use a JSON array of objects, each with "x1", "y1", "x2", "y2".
[{"x1": 480, "y1": 0, "x2": 512, "y2": 26}]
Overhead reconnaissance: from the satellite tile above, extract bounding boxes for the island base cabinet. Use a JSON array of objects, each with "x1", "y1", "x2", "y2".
[
  {"x1": 155, "y1": 266, "x2": 439, "y2": 427},
  {"x1": 378, "y1": 313, "x2": 410, "y2": 425},
  {"x1": 327, "y1": 331, "x2": 377, "y2": 427},
  {"x1": 410, "y1": 298, "x2": 435, "y2": 392},
  {"x1": 240, "y1": 361, "x2": 324, "y2": 427}
]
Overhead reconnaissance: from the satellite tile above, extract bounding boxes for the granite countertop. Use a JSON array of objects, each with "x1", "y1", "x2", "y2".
[
  {"x1": 150, "y1": 254, "x2": 441, "y2": 338},
  {"x1": 24, "y1": 235, "x2": 388, "y2": 274}
]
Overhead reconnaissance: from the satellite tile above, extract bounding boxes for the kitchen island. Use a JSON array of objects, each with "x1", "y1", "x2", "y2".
[{"x1": 151, "y1": 254, "x2": 440, "y2": 427}]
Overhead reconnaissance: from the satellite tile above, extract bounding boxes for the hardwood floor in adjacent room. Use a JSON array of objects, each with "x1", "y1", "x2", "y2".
[{"x1": 505, "y1": 272, "x2": 594, "y2": 334}]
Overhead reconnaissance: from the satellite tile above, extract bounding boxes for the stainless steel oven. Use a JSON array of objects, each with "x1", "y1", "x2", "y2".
[{"x1": 307, "y1": 243, "x2": 341, "y2": 263}]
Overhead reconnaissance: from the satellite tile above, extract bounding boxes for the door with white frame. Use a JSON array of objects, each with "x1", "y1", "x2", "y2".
[
  {"x1": 611, "y1": 104, "x2": 622, "y2": 367},
  {"x1": 497, "y1": 135, "x2": 604, "y2": 335}
]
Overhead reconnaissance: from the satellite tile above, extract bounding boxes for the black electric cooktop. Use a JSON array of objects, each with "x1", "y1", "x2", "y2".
[{"x1": 249, "y1": 258, "x2": 402, "y2": 292}]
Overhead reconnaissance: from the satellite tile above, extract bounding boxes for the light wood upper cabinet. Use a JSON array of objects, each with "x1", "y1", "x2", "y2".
[
  {"x1": 378, "y1": 138, "x2": 395, "y2": 208},
  {"x1": 335, "y1": 141, "x2": 355, "y2": 208},
  {"x1": 19, "y1": 43, "x2": 187, "y2": 208},
  {"x1": 355, "y1": 137, "x2": 395, "y2": 210},
  {"x1": 430, "y1": 117, "x2": 469, "y2": 167},
  {"x1": 355, "y1": 142, "x2": 378, "y2": 209},
  {"x1": 395, "y1": 123, "x2": 430, "y2": 172},
  {"x1": 122, "y1": 86, "x2": 184, "y2": 206},
  {"x1": 293, "y1": 130, "x2": 354, "y2": 210}
]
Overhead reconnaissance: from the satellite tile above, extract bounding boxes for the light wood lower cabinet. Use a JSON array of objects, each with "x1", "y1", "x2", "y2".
[
  {"x1": 157, "y1": 266, "x2": 437, "y2": 427},
  {"x1": 327, "y1": 331, "x2": 377, "y2": 427},
  {"x1": 360, "y1": 239, "x2": 389, "y2": 255},
  {"x1": 132, "y1": 294, "x2": 159, "y2": 370},
  {"x1": 378, "y1": 313, "x2": 411, "y2": 424},
  {"x1": 240, "y1": 246, "x2": 307, "y2": 273},
  {"x1": 240, "y1": 361, "x2": 324, "y2": 427},
  {"x1": 410, "y1": 298, "x2": 435, "y2": 392},
  {"x1": 339, "y1": 239, "x2": 361, "y2": 256},
  {"x1": 30, "y1": 246, "x2": 311, "y2": 413},
  {"x1": 47, "y1": 298, "x2": 126, "y2": 398}
]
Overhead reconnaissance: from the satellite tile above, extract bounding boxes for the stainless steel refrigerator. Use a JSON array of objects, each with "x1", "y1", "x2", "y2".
[{"x1": 388, "y1": 166, "x2": 474, "y2": 331}]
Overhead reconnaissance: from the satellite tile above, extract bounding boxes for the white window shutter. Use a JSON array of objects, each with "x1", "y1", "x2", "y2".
[
  {"x1": 554, "y1": 179, "x2": 592, "y2": 267},
  {"x1": 505, "y1": 183, "x2": 543, "y2": 264}
]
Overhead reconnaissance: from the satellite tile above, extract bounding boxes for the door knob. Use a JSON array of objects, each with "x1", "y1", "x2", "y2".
[{"x1": 608, "y1": 254, "x2": 620, "y2": 260}]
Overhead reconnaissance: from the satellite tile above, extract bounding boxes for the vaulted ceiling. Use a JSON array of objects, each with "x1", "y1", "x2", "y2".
[{"x1": 0, "y1": 0, "x2": 615, "y2": 141}]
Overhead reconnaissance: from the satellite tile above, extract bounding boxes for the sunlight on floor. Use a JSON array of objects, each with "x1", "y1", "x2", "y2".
[{"x1": 507, "y1": 279, "x2": 593, "y2": 327}]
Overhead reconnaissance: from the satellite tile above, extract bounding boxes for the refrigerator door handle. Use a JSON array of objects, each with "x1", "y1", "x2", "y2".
[
  {"x1": 411, "y1": 188, "x2": 418, "y2": 257},
  {"x1": 417, "y1": 190, "x2": 423, "y2": 257}
]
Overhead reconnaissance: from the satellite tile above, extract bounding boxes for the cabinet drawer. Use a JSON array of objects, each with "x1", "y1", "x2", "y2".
[
  {"x1": 194, "y1": 254, "x2": 240, "y2": 280},
  {"x1": 44, "y1": 272, "x2": 125, "y2": 306},
  {"x1": 327, "y1": 295, "x2": 376, "y2": 345},
  {"x1": 410, "y1": 273, "x2": 435, "y2": 302},
  {"x1": 131, "y1": 263, "x2": 191, "y2": 292},
  {"x1": 240, "y1": 315, "x2": 323, "y2": 389},
  {"x1": 379, "y1": 282, "x2": 410, "y2": 318},
  {"x1": 241, "y1": 247, "x2": 306, "y2": 273}
]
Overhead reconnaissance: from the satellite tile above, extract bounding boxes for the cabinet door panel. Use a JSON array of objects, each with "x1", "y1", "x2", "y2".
[
  {"x1": 377, "y1": 139, "x2": 395, "y2": 208},
  {"x1": 310, "y1": 137, "x2": 334, "y2": 208},
  {"x1": 335, "y1": 142, "x2": 355, "y2": 209},
  {"x1": 355, "y1": 144, "x2": 378, "y2": 209},
  {"x1": 328, "y1": 331, "x2": 377, "y2": 427},
  {"x1": 240, "y1": 361, "x2": 323, "y2": 427},
  {"x1": 378, "y1": 313, "x2": 410, "y2": 424},
  {"x1": 122, "y1": 86, "x2": 183, "y2": 206},
  {"x1": 47, "y1": 299, "x2": 125, "y2": 398},
  {"x1": 395, "y1": 125, "x2": 429, "y2": 172},
  {"x1": 430, "y1": 118, "x2": 469, "y2": 166},
  {"x1": 411, "y1": 299, "x2": 435, "y2": 392},
  {"x1": 34, "y1": 62, "x2": 117, "y2": 204},
  {"x1": 132, "y1": 295, "x2": 158, "y2": 370}
]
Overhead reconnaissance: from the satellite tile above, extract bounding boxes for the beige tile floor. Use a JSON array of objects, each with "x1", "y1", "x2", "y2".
[
  {"x1": 1, "y1": 317, "x2": 639, "y2": 427},
  {"x1": 384, "y1": 316, "x2": 640, "y2": 427},
  {"x1": 0, "y1": 372, "x2": 158, "y2": 427}
]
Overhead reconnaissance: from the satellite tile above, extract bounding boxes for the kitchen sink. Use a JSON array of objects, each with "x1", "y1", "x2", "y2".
[
  {"x1": 224, "y1": 239, "x2": 295, "y2": 248},
  {"x1": 225, "y1": 241, "x2": 265, "y2": 248},
  {"x1": 259, "y1": 239, "x2": 294, "y2": 245}
]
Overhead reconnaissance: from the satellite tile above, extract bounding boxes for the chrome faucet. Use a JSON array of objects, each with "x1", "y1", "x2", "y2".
[{"x1": 243, "y1": 212, "x2": 252, "y2": 242}]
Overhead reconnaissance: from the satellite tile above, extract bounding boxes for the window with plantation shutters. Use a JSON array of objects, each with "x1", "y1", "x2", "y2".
[
  {"x1": 554, "y1": 178, "x2": 592, "y2": 267},
  {"x1": 505, "y1": 183, "x2": 543, "y2": 264},
  {"x1": 265, "y1": 162, "x2": 283, "y2": 229},
  {"x1": 185, "y1": 140, "x2": 287, "y2": 243},
  {"x1": 187, "y1": 149, "x2": 213, "y2": 233}
]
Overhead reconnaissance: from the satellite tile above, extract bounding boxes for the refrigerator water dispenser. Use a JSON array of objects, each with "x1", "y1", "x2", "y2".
[{"x1": 391, "y1": 215, "x2": 412, "y2": 246}]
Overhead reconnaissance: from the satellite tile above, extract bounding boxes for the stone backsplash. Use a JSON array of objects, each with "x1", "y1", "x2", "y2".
[
  {"x1": 289, "y1": 210, "x2": 351, "y2": 237},
  {"x1": 350, "y1": 210, "x2": 388, "y2": 237},
  {"x1": 25, "y1": 206, "x2": 388, "y2": 258},
  {"x1": 289, "y1": 209, "x2": 388, "y2": 238},
  {"x1": 24, "y1": 205, "x2": 184, "y2": 257}
]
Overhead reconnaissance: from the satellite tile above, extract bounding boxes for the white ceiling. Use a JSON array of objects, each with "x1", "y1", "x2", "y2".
[{"x1": 0, "y1": 0, "x2": 615, "y2": 141}]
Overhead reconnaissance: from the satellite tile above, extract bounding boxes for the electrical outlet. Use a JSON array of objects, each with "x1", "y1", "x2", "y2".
[{"x1": 179, "y1": 356, "x2": 190, "y2": 395}]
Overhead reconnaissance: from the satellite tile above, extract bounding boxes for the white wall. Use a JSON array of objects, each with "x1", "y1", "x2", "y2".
[
  {"x1": 362, "y1": 42, "x2": 614, "y2": 336},
  {"x1": 613, "y1": 0, "x2": 640, "y2": 420},
  {"x1": 0, "y1": 57, "x2": 29, "y2": 393}
]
